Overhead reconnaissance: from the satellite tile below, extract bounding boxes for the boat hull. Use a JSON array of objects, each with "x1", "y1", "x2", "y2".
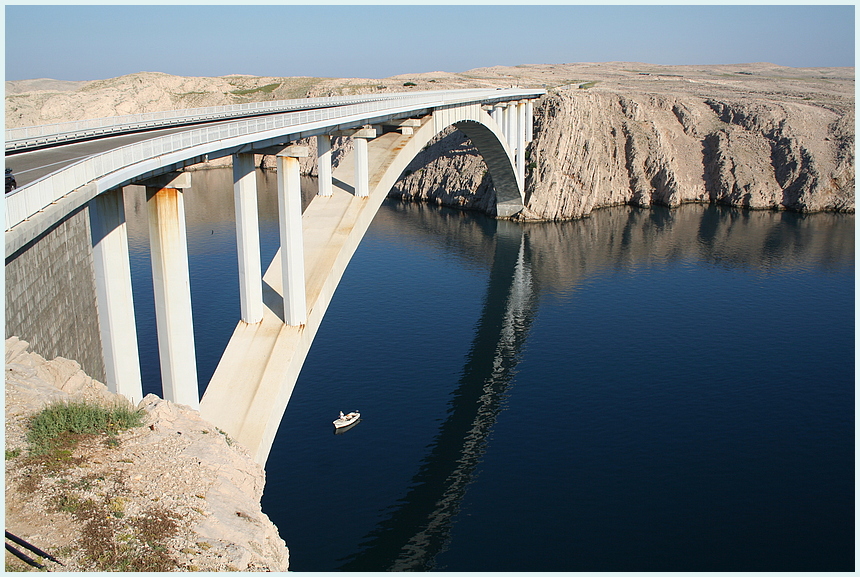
[{"x1": 333, "y1": 412, "x2": 360, "y2": 428}]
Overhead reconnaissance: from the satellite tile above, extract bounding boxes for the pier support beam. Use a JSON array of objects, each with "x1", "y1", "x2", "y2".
[
  {"x1": 277, "y1": 145, "x2": 309, "y2": 326},
  {"x1": 142, "y1": 172, "x2": 199, "y2": 409},
  {"x1": 526, "y1": 99, "x2": 534, "y2": 143},
  {"x1": 88, "y1": 187, "x2": 143, "y2": 404},
  {"x1": 516, "y1": 101, "x2": 526, "y2": 188},
  {"x1": 233, "y1": 153, "x2": 263, "y2": 324},
  {"x1": 352, "y1": 128, "x2": 376, "y2": 198},
  {"x1": 505, "y1": 103, "x2": 516, "y2": 149},
  {"x1": 492, "y1": 103, "x2": 504, "y2": 130},
  {"x1": 317, "y1": 135, "x2": 333, "y2": 197}
]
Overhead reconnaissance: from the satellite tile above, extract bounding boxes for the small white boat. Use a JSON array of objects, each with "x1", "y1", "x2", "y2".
[{"x1": 333, "y1": 410, "x2": 360, "y2": 428}]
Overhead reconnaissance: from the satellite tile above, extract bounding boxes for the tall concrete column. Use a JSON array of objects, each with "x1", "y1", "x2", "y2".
[
  {"x1": 317, "y1": 134, "x2": 333, "y2": 197},
  {"x1": 526, "y1": 100, "x2": 535, "y2": 143},
  {"x1": 233, "y1": 153, "x2": 263, "y2": 324},
  {"x1": 492, "y1": 103, "x2": 504, "y2": 132},
  {"x1": 144, "y1": 172, "x2": 199, "y2": 410},
  {"x1": 88, "y1": 187, "x2": 143, "y2": 404},
  {"x1": 277, "y1": 146, "x2": 309, "y2": 326},
  {"x1": 517, "y1": 101, "x2": 527, "y2": 187},
  {"x1": 505, "y1": 103, "x2": 516, "y2": 149},
  {"x1": 501, "y1": 103, "x2": 510, "y2": 144},
  {"x1": 353, "y1": 127, "x2": 376, "y2": 198}
]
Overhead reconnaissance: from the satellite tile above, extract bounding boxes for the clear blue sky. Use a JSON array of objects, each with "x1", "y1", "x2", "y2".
[{"x1": 5, "y1": 4, "x2": 855, "y2": 82}]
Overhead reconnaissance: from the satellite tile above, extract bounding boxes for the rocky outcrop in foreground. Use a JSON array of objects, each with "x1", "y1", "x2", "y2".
[{"x1": 5, "y1": 337, "x2": 288, "y2": 572}]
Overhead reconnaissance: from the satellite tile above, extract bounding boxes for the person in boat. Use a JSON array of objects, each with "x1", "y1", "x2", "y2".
[{"x1": 339, "y1": 411, "x2": 345, "y2": 419}]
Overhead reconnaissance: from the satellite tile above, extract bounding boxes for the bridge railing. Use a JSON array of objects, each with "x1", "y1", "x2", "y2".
[
  {"x1": 4, "y1": 89, "x2": 503, "y2": 152},
  {"x1": 5, "y1": 94, "x2": 412, "y2": 150},
  {"x1": 5, "y1": 89, "x2": 545, "y2": 231}
]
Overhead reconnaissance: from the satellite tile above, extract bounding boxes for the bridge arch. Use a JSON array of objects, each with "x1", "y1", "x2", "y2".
[
  {"x1": 4, "y1": 90, "x2": 543, "y2": 466},
  {"x1": 200, "y1": 102, "x2": 532, "y2": 464},
  {"x1": 360, "y1": 103, "x2": 524, "y2": 219}
]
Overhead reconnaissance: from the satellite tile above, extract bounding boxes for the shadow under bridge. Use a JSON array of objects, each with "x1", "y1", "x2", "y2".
[{"x1": 199, "y1": 102, "x2": 533, "y2": 465}]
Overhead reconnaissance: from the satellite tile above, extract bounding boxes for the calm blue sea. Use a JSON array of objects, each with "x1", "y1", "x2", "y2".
[{"x1": 124, "y1": 169, "x2": 854, "y2": 572}]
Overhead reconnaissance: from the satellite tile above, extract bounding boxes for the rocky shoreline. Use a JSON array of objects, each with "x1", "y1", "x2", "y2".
[
  {"x1": 391, "y1": 89, "x2": 854, "y2": 219},
  {"x1": 4, "y1": 337, "x2": 289, "y2": 571}
]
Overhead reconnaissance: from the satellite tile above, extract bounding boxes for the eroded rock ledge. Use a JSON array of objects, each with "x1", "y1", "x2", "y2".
[
  {"x1": 391, "y1": 90, "x2": 854, "y2": 219},
  {"x1": 4, "y1": 336, "x2": 289, "y2": 572}
]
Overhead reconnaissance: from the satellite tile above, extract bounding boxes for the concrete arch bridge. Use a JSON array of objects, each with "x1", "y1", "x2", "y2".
[{"x1": 4, "y1": 88, "x2": 544, "y2": 465}]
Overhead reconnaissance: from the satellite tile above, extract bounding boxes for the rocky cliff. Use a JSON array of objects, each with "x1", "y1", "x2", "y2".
[
  {"x1": 5, "y1": 337, "x2": 289, "y2": 572},
  {"x1": 392, "y1": 88, "x2": 854, "y2": 219}
]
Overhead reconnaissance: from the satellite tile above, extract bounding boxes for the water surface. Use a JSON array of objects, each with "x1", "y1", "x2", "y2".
[{"x1": 124, "y1": 169, "x2": 854, "y2": 571}]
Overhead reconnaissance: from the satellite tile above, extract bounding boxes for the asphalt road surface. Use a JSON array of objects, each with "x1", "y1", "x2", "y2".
[{"x1": 5, "y1": 121, "x2": 233, "y2": 189}]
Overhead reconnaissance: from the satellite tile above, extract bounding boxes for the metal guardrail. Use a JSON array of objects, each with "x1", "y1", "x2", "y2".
[{"x1": 5, "y1": 89, "x2": 544, "y2": 231}]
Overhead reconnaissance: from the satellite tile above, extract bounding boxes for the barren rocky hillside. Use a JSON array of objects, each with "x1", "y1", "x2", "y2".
[
  {"x1": 6, "y1": 62, "x2": 854, "y2": 217},
  {"x1": 390, "y1": 63, "x2": 855, "y2": 216}
]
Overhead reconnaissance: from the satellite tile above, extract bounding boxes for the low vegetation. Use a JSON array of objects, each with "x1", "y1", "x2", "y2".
[
  {"x1": 27, "y1": 400, "x2": 144, "y2": 456},
  {"x1": 6, "y1": 401, "x2": 188, "y2": 571},
  {"x1": 230, "y1": 82, "x2": 281, "y2": 96}
]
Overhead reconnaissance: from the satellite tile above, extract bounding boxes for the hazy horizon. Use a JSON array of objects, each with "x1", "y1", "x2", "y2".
[{"x1": 5, "y1": 59, "x2": 856, "y2": 85}]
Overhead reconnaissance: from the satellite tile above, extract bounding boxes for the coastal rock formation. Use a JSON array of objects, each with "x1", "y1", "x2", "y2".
[
  {"x1": 522, "y1": 91, "x2": 854, "y2": 218},
  {"x1": 392, "y1": 90, "x2": 854, "y2": 219},
  {"x1": 388, "y1": 128, "x2": 497, "y2": 214},
  {"x1": 5, "y1": 337, "x2": 289, "y2": 572}
]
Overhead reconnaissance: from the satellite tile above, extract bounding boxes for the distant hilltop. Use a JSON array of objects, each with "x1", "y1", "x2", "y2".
[
  {"x1": 4, "y1": 62, "x2": 853, "y2": 216},
  {"x1": 4, "y1": 62, "x2": 853, "y2": 129}
]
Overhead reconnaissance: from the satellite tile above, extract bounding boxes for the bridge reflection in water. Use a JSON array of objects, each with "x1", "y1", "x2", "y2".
[{"x1": 338, "y1": 219, "x2": 537, "y2": 571}]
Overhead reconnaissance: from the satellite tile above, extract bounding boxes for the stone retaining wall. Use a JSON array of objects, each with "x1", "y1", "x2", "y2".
[{"x1": 5, "y1": 207, "x2": 105, "y2": 382}]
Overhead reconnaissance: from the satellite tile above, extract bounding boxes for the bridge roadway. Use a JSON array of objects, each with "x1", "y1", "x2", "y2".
[
  {"x1": 5, "y1": 91, "x2": 426, "y2": 153},
  {"x1": 5, "y1": 88, "x2": 545, "y2": 465},
  {"x1": 7, "y1": 120, "x2": 243, "y2": 188},
  {"x1": 5, "y1": 91, "x2": 476, "y2": 186}
]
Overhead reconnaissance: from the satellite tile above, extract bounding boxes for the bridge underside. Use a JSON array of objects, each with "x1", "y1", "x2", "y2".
[
  {"x1": 200, "y1": 105, "x2": 526, "y2": 465},
  {"x1": 200, "y1": 124, "x2": 430, "y2": 464}
]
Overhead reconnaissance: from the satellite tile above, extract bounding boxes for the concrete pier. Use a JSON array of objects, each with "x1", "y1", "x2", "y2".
[
  {"x1": 277, "y1": 146, "x2": 309, "y2": 326},
  {"x1": 352, "y1": 128, "x2": 376, "y2": 198},
  {"x1": 505, "y1": 103, "x2": 516, "y2": 149},
  {"x1": 143, "y1": 172, "x2": 199, "y2": 410},
  {"x1": 233, "y1": 153, "x2": 264, "y2": 324},
  {"x1": 317, "y1": 135, "x2": 333, "y2": 197},
  {"x1": 516, "y1": 101, "x2": 526, "y2": 187},
  {"x1": 88, "y1": 187, "x2": 143, "y2": 403},
  {"x1": 492, "y1": 103, "x2": 504, "y2": 129},
  {"x1": 526, "y1": 100, "x2": 534, "y2": 143}
]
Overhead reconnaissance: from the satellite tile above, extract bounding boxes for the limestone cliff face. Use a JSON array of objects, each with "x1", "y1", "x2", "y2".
[
  {"x1": 390, "y1": 90, "x2": 854, "y2": 219},
  {"x1": 388, "y1": 128, "x2": 497, "y2": 215}
]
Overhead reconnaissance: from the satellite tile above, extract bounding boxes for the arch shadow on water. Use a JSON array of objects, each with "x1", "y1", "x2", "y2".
[{"x1": 336, "y1": 220, "x2": 539, "y2": 571}]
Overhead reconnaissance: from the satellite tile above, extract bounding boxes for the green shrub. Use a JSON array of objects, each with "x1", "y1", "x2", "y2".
[
  {"x1": 27, "y1": 401, "x2": 144, "y2": 456},
  {"x1": 403, "y1": 82, "x2": 417, "y2": 87},
  {"x1": 230, "y1": 82, "x2": 281, "y2": 96}
]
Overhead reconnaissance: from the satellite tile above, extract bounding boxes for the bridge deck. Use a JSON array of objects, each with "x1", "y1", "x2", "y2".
[{"x1": 199, "y1": 131, "x2": 413, "y2": 464}]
